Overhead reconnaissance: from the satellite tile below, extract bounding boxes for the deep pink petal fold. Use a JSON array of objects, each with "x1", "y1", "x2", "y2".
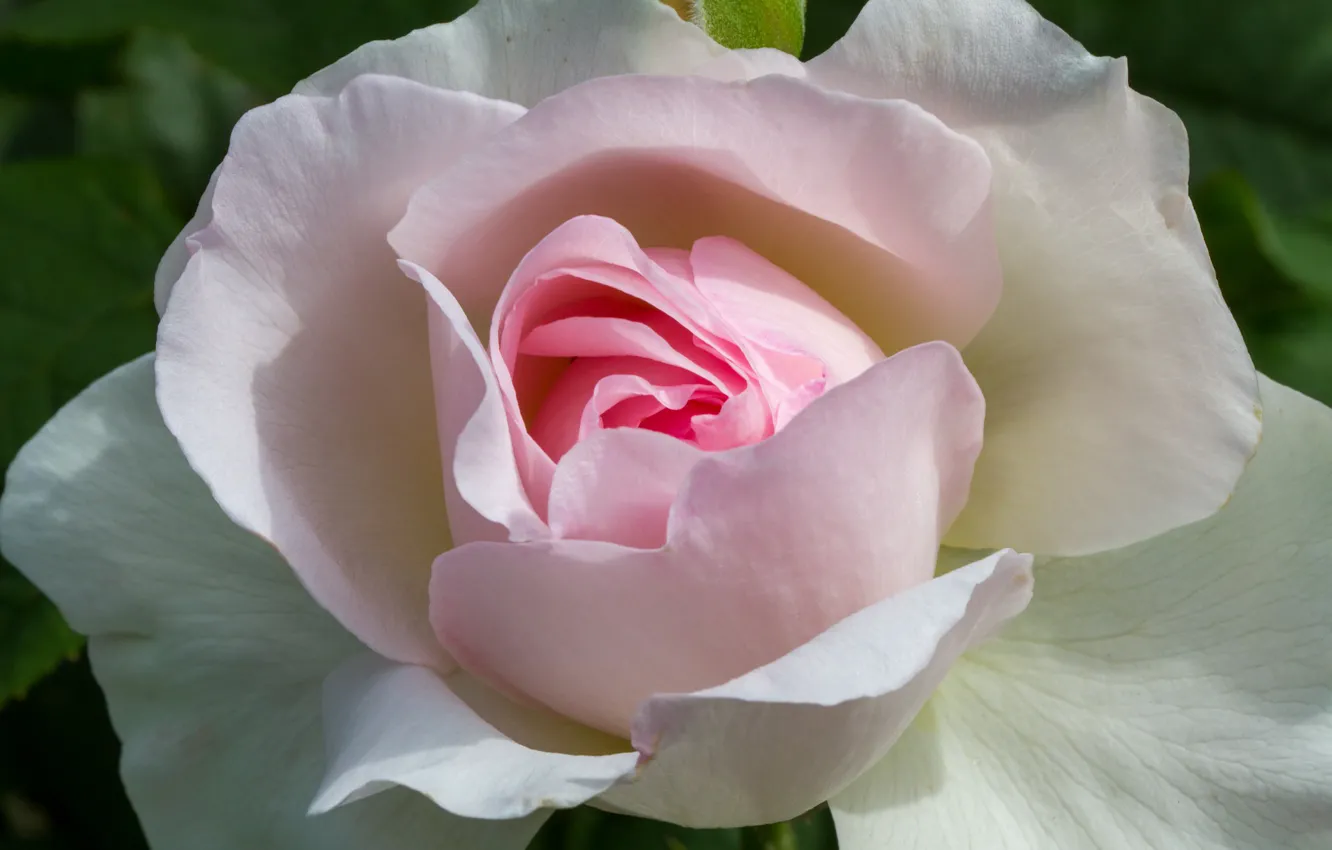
[
  {"x1": 156, "y1": 76, "x2": 524, "y2": 669},
  {"x1": 529, "y1": 358, "x2": 704, "y2": 460},
  {"x1": 391, "y1": 74, "x2": 1001, "y2": 355},
  {"x1": 429, "y1": 342, "x2": 986, "y2": 737}
]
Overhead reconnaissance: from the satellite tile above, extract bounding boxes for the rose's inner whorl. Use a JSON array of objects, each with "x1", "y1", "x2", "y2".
[{"x1": 493, "y1": 215, "x2": 884, "y2": 463}]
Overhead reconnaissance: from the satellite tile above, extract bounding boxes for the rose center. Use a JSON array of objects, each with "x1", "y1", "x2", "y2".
[{"x1": 493, "y1": 219, "x2": 852, "y2": 461}]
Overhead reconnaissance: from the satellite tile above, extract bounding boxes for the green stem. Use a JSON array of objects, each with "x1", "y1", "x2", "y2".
[{"x1": 742, "y1": 821, "x2": 798, "y2": 850}]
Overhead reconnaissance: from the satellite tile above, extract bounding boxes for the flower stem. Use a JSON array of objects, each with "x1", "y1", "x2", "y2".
[{"x1": 742, "y1": 822, "x2": 798, "y2": 850}]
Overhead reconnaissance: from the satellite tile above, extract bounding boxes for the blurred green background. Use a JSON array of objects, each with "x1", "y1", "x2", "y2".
[{"x1": 0, "y1": 0, "x2": 1330, "y2": 847}]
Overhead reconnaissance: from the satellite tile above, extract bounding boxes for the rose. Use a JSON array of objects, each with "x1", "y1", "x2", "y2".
[{"x1": 2, "y1": 0, "x2": 1328, "y2": 847}]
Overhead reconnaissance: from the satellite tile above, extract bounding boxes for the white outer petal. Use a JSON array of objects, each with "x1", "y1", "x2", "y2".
[
  {"x1": 315, "y1": 551, "x2": 1033, "y2": 828},
  {"x1": 314, "y1": 656, "x2": 638, "y2": 819},
  {"x1": 0, "y1": 356, "x2": 542, "y2": 850},
  {"x1": 809, "y1": 0, "x2": 1261, "y2": 556},
  {"x1": 155, "y1": 75, "x2": 523, "y2": 669},
  {"x1": 601, "y1": 550, "x2": 1033, "y2": 827},
  {"x1": 295, "y1": 0, "x2": 725, "y2": 103},
  {"x1": 833, "y1": 375, "x2": 1332, "y2": 850}
]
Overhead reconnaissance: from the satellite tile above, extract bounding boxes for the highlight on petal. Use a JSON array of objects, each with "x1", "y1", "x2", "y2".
[
  {"x1": 391, "y1": 73, "x2": 1001, "y2": 357},
  {"x1": 810, "y1": 0, "x2": 1261, "y2": 556},
  {"x1": 694, "y1": 46, "x2": 807, "y2": 82},
  {"x1": 309, "y1": 552, "x2": 1031, "y2": 831},
  {"x1": 832, "y1": 376, "x2": 1332, "y2": 850},
  {"x1": 0, "y1": 357, "x2": 542, "y2": 850},
  {"x1": 153, "y1": 164, "x2": 218, "y2": 313},
  {"x1": 601, "y1": 550, "x2": 1034, "y2": 827},
  {"x1": 430, "y1": 342, "x2": 986, "y2": 739},
  {"x1": 404, "y1": 261, "x2": 546, "y2": 546},
  {"x1": 296, "y1": 0, "x2": 725, "y2": 104},
  {"x1": 313, "y1": 654, "x2": 638, "y2": 820},
  {"x1": 155, "y1": 75, "x2": 523, "y2": 669}
]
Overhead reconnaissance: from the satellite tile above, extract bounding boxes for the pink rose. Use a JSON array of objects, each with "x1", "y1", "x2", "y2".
[{"x1": 4, "y1": 1, "x2": 1329, "y2": 848}]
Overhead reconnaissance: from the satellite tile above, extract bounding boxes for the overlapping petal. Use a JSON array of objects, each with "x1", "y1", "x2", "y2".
[
  {"x1": 14, "y1": 2, "x2": 1314, "y2": 847},
  {"x1": 156, "y1": 75, "x2": 523, "y2": 668},
  {"x1": 391, "y1": 73, "x2": 1001, "y2": 355},
  {"x1": 313, "y1": 655, "x2": 636, "y2": 820},
  {"x1": 430, "y1": 342, "x2": 986, "y2": 737},
  {"x1": 809, "y1": 0, "x2": 1261, "y2": 556},
  {"x1": 405, "y1": 261, "x2": 547, "y2": 545},
  {"x1": 602, "y1": 549, "x2": 1033, "y2": 828},
  {"x1": 157, "y1": 0, "x2": 719, "y2": 313},
  {"x1": 296, "y1": 0, "x2": 725, "y2": 104},
  {"x1": 831, "y1": 376, "x2": 1332, "y2": 850},
  {"x1": 0, "y1": 357, "x2": 544, "y2": 850},
  {"x1": 314, "y1": 550, "x2": 1032, "y2": 828}
]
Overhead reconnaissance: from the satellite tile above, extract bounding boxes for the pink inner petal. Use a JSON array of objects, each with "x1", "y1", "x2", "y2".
[
  {"x1": 580, "y1": 375, "x2": 706, "y2": 439},
  {"x1": 431, "y1": 342, "x2": 986, "y2": 737},
  {"x1": 521, "y1": 314, "x2": 741, "y2": 393},
  {"x1": 530, "y1": 357, "x2": 704, "y2": 460},
  {"x1": 689, "y1": 385, "x2": 772, "y2": 451},
  {"x1": 425, "y1": 215, "x2": 906, "y2": 557}
]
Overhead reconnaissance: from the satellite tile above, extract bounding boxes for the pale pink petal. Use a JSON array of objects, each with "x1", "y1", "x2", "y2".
[
  {"x1": 689, "y1": 235, "x2": 884, "y2": 386},
  {"x1": 601, "y1": 550, "x2": 1034, "y2": 827},
  {"x1": 153, "y1": 165, "x2": 218, "y2": 313},
  {"x1": 547, "y1": 428, "x2": 705, "y2": 549},
  {"x1": 156, "y1": 76, "x2": 524, "y2": 668},
  {"x1": 305, "y1": 554, "x2": 1030, "y2": 830},
  {"x1": 430, "y1": 342, "x2": 985, "y2": 737},
  {"x1": 809, "y1": 0, "x2": 1260, "y2": 554},
  {"x1": 391, "y1": 75, "x2": 1001, "y2": 356},
  {"x1": 520, "y1": 315, "x2": 736, "y2": 391},
  {"x1": 402, "y1": 262, "x2": 547, "y2": 544}
]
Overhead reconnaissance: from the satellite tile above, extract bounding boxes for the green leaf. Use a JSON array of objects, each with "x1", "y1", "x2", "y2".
[
  {"x1": 78, "y1": 29, "x2": 258, "y2": 215},
  {"x1": 1193, "y1": 172, "x2": 1332, "y2": 406},
  {"x1": 0, "y1": 35, "x2": 125, "y2": 97},
  {"x1": 1262, "y1": 207, "x2": 1332, "y2": 305},
  {"x1": 0, "y1": 565, "x2": 81, "y2": 705},
  {"x1": 692, "y1": 0, "x2": 805, "y2": 55},
  {"x1": 801, "y1": 0, "x2": 860, "y2": 59},
  {"x1": 0, "y1": 92, "x2": 29, "y2": 157},
  {"x1": 529, "y1": 805, "x2": 838, "y2": 849},
  {"x1": 531, "y1": 807, "x2": 746, "y2": 850},
  {"x1": 5, "y1": 0, "x2": 478, "y2": 96},
  {"x1": 0, "y1": 157, "x2": 175, "y2": 705}
]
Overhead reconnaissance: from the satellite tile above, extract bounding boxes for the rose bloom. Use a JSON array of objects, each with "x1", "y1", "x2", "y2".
[{"x1": 3, "y1": 0, "x2": 1330, "y2": 847}]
